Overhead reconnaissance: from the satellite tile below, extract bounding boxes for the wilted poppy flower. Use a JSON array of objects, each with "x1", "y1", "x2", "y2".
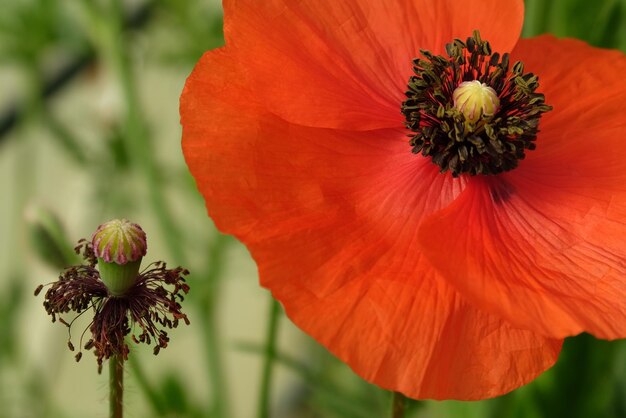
[
  {"x1": 181, "y1": 0, "x2": 626, "y2": 400},
  {"x1": 37, "y1": 220, "x2": 190, "y2": 371}
]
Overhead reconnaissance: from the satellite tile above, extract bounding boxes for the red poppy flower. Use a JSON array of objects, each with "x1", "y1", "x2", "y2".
[{"x1": 180, "y1": 0, "x2": 626, "y2": 400}]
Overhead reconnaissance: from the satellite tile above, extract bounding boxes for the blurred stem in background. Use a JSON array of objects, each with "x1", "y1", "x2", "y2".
[
  {"x1": 391, "y1": 392, "x2": 407, "y2": 418},
  {"x1": 257, "y1": 297, "x2": 281, "y2": 418},
  {"x1": 0, "y1": 18, "x2": 45, "y2": 413},
  {"x1": 197, "y1": 232, "x2": 232, "y2": 418},
  {"x1": 79, "y1": 0, "x2": 186, "y2": 262},
  {"x1": 523, "y1": 0, "x2": 626, "y2": 48},
  {"x1": 522, "y1": 0, "x2": 552, "y2": 38},
  {"x1": 127, "y1": 355, "x2": 168, "y2": 416}
]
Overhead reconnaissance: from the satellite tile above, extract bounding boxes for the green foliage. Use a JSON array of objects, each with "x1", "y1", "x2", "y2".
[{"x1": 524, "y1": 0, "x2": 626, "y2": 51}]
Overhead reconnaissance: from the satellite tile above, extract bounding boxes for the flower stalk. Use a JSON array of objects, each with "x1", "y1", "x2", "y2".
[
  {"x1": 391, "y1": 392, "x2": 406, "y2": 418},
  {"x1": 109, "y1": 354, "x2": 124, "y2": 418}
]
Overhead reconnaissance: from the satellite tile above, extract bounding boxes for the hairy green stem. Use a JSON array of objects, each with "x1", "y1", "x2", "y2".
[
  {"x1": 110, "y1": 355, "x2": 124, "y2": 418},
  {"x1": 257, "y1": 297, "x2": 281, "y2": 418},
  {"x1": 391, "y1": 392, "x2": 406, "y2": 418}
]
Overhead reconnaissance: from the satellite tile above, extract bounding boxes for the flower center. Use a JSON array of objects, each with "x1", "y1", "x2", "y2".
[
  {"x1": 401, "y1": 31, "x2": 552, "y2": 177},
  {"x1": 453, "y1": 80, "x2": 500, "y2": 122}
]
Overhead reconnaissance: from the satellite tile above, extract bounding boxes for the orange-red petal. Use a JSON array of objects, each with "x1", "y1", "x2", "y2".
[
  {"x1": 222, "y1": 0, "x2": 524, "y2": 130},
  {"x1": 181, "y1": 48, "x2": 562, "y2": 399},
  {"x1": 419, "y1": 36, "x2": 626, "y2": 340}
]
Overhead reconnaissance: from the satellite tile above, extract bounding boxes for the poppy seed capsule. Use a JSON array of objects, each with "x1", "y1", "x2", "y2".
[
  {"x1": 452, "y1": 80, "x2": 500, "y2": 123},
  {"x1": 91, "y1": 219, "x2": 147, "y2": 296}
]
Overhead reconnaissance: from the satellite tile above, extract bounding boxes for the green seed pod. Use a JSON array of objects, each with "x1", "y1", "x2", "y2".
[{"x1": 91, "y1": 219, "x2": 147, "y2": 296}]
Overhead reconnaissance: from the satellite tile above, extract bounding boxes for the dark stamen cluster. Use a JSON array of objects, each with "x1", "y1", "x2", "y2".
[
  {"x1": 401, "y1": 30, "x2": 552, "y2": 176},
  {"x1": 36, "y1": 240, "x2": 190, "y2": 373}
]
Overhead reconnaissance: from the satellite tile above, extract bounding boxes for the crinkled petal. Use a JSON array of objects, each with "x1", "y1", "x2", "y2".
[
  {"x1": 512, "y1": 36, "x2": 626, "y2": 158},
  {"x1": 181, "y1": 49, "x2": 561, "y2": 399},
  {"x1": 418, "y1": 37, "x2": 626, "y2": 340},
  {"x1": 222, "y1": 0, "x2": 524, "y2": 130},
  {"x1": 259, "y1": 243, "x2": 562, "y2": 400}
]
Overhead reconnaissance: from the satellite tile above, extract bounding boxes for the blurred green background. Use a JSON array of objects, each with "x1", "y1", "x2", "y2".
[{"x1": 0, "y1": 0, "x2": 625, "y2": 417}]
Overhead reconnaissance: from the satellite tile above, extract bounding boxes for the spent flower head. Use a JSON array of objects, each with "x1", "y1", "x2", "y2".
[{"x1": 36, "y1": 219, "x2": 190, "y2": 372}]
